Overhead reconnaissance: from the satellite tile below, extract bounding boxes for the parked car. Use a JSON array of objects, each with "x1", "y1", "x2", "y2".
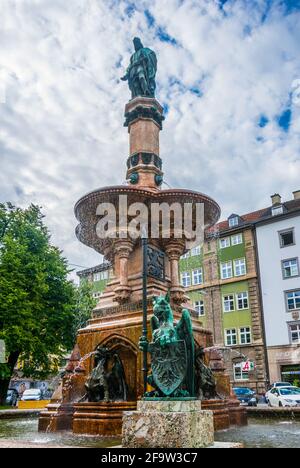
[
  {"x1": 5, "y1": 388, "x2": 19, "y2": 406},
  {"x1": 233, "y1": 387, "x2": 258, "y2": 406},
  {"x1": 21, "y1": 389, "x2": 42, "y2": 401},
  {"x1": 268, "y1": 386, "x2": 300, "y2": 408},
  {"x1": 265, "y1": 382, "x2": 293, "y2": 403}
]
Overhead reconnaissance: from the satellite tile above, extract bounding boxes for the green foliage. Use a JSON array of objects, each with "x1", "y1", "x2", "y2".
[
  {"x1": 72, "y1": 280, "x2": 97, "y2": 342},
  {"x1": 293, "y1": 379, "x2": 300, "y2": 388},
  {"x1": 0, "y1": 364, "x2": 10, "y2": 380},
  {"x1": 0, "y1": 203, "x2": 76, "y2": 380}
]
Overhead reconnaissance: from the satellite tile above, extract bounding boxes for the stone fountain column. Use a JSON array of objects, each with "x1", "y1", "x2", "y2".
[
  {"x1": 113, "y1": 239, "x2": 134, "y2": 304},
  {"x1": 165, "y1": 240, "x2": 187, "y2": 305},
  {"x1": 125, "y1": 97, "x2": 164, "y2": 190}
]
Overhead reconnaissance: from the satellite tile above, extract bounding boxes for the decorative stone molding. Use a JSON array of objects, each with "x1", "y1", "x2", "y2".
[
  {"x1": 124, "y1": 105, "x2": 165, "y2": 129},
  {"x1": 113, "y1": 285, "x2": 132, "y2": 304},
  {"x1": 170, "y1": 286, "x2": 188, "y2": 305},
  {"x1": 114, "y1": 240, "x2": 134, "y2": 259},
  {"x1": 92, "y1": 298, "x2": 153, "y2": 319},
  {"x1": 126, "y1": 152, "x2": 162, "y2": 170}
]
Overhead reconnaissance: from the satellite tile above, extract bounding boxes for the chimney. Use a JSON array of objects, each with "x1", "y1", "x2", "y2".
[
  {"x1": 271, "y1": 193, "x2": 281, "y2": 206},
  {"x1": 293, "y1": 190, "x2": 300, "y2": 200}
]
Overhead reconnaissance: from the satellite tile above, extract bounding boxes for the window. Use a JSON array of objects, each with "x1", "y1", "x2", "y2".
[
  {"x1": 181, "y1": 271, "x2": 191, "y2": 288},
  {"x1": 225, "y1": 329, "x2": 237, "y2": 346},
  {"x1": 94, "y1": 271, "x2": 109, "y2": 281},
  {"x1": 192, "y1": 268, "x2": 203, "y2": 285},
  {"x1": 279, "y1": 229, "x2": 295, "y2": 248},
  {"x1": 194, "y1": 301, "x2": 205, "y2": 317},
  {"x1": 272, "y1": 206, "x2": 283, "y2": 216},
  {"x1": 223, "y1": 295, "x2": 235, "y2": 312},
  {"x1": 282, "y1": 259, "x2": 299, "y2": 279},
  {"x1": 221, "y1": 261, "x2": 233, "y2": 279},
  {"x1": 289, "y1": 323, "x2": 300, "y2": 344},
  {"x1": 229, "y1": 216, "x2": 239, "y2": 228},
  {"x1": 100, "y1": 270, "x2": 109, "y2": 280},
  {"x1": 181, "y1": 252, "x2": 190, "y2": 259},
  {"x1": 93, "y1": 292, "x2": 102, "y2": 299},
  {"x1": 236, "y1": 292, "x2": 249, "y2": 310},
  {"x1": 93, "y1": 273, "x2": 100, "y2": 282},
  {"x1": 219, "y1": 237, "x2": 230, "y2": 249},
  {"x1": 234, "y1": 363, "x2": 249, "y2": 381},
  {"x1": 286, "y1": 290, "x2": 300, "y2": 311},
  {"x1": 240, "y1": 327, "x2": 252, "y2": 344},
  {"x1": 234, "y1": 258, "x2": 246, "y2": 276},
  {"x1": 231, "y1": 234, "x2": 243, "y2": 245},
  {"x1": 191, "y1": 246, "x2": 201, "y2": 256}
]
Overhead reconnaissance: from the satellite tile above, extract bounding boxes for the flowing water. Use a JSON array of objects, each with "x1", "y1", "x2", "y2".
[
  {"x1": 0, "y1": 417, "x2": 121, "y2": 447},
  {"x1": 215, "y1": 418, "x2": 300, "y2": 448},
  {"x1": 0, "y1": 416, "x2": 300, "y2": 448}
]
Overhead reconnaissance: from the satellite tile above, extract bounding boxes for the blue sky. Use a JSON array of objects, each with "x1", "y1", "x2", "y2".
[{"x1": 0, "y1": 0, "x2": 300, "y2": 279}]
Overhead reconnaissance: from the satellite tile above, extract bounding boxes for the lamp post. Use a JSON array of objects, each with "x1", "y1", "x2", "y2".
[{"x1": 141, "y1": 227, "x2": 148, "y2": 395}]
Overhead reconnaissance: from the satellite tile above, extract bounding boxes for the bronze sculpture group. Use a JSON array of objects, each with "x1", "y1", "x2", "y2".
[
  {"x1": 84, "y1": 293, "x2": 216, "y2": 402},
  {"x1": 84, "y1": 346, "x2": 127, "y2": 402}
]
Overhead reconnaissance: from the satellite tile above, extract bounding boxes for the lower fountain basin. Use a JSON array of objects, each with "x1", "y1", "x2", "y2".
[
  {"x1": 73, "y1": 401, "x2": 137, "y2": 436},
  {"x1": 1, "y1": 416, "x2": 300, "y2": 448}
]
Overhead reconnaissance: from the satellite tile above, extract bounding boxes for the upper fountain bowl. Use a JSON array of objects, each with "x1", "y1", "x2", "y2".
[{"x1": 74, "y1": 184, "x2": 221, "y2": 259}]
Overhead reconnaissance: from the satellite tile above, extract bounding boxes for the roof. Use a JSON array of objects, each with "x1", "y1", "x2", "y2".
[
  {"x1": 77, "y1": 262, "x2": 112, "y2": 277},
  {"x1": 206, "y1": 197, "x2": 300, "y2": 237}
]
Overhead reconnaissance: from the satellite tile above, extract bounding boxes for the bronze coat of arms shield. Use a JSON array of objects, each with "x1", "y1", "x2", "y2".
[{"x1": 149, "y1": 340, "x2": 187, "y2": 396}]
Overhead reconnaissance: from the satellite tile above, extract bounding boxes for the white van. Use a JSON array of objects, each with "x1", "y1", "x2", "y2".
[{"x1": 21, "y1": 389, "x2": 42, "y2": 401}]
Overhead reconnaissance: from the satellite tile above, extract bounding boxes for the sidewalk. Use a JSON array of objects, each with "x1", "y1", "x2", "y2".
[{"x1": 0, "y1": 409, "x2": 41, "y2": 419}]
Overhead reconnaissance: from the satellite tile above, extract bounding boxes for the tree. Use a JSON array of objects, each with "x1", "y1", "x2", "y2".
[
  {"x1": 0, "y1": 203, "x2": 76, "y2": 404},
  {"x1": 72, "y1": 280, "x2": 97, "y2": 342}
]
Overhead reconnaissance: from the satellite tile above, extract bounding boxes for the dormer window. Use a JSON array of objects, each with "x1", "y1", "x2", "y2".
[
  {"x1": 272, "y1": 205, "x2": 283, "y2": 216},
  {"x1": 228, "y1": 215, "x2": 239, "y2": 228}
]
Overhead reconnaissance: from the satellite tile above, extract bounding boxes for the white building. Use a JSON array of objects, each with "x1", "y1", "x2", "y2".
[{"x1": 256, "y1": 191, "x2": 300, "y2": 384}]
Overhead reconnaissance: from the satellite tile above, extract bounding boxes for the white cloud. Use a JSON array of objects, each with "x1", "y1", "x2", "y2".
[{"x1": 0, "y1": 0, "x2": 300, "y2": 280}]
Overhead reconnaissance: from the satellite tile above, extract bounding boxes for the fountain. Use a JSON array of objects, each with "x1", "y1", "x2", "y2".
[{"x1": 39, "y1": 37, "x2": 246, "y2": 438}]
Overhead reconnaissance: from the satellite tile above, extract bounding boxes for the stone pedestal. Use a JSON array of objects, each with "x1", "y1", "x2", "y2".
[{"x1": 122, "y1": 400, "x2": 214, "y2": 448}]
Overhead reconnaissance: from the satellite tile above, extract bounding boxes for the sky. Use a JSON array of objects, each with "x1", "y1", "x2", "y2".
[{"x1": 0, "y1": 0, "x2": 300, "y2": 281}]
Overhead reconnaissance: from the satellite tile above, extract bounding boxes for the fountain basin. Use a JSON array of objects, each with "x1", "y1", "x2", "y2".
[
  {"x1": 73, "y1": 401, "x2": 137, "y2": 436},
  {"x1": 1, "y1": 416, "x2": 300, "y2": 448}
]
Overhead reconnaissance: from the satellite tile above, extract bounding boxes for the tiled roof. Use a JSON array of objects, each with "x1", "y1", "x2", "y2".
[{"x1": 207, "y1": 197, "x2": 300, "y2": 236}]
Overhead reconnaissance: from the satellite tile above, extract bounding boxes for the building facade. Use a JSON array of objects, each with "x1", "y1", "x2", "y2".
[
  {"x1": 179, "y1": 219, "x2": 268, "y2": 394},
  {"x1": 77, "y1": 262, "x2": 113, "y2": 299},
  {"x1": 256, "y1": 191, "x2": 300, "y2": 385}
]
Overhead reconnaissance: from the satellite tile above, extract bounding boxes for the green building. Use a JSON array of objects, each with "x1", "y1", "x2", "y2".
[
  {"x1": 77, "y1": 263, "x2": 113, "y2": 300},
  {"x1": 179, "y1": 213, "x2": 268, "y2": 394}
]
